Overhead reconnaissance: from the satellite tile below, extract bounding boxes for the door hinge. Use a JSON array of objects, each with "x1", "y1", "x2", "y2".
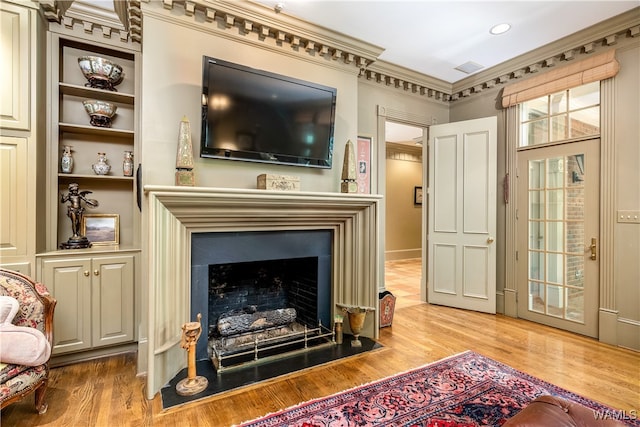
[{"x1": 515, "y1": 250, "x2": 519, "y2": 261}]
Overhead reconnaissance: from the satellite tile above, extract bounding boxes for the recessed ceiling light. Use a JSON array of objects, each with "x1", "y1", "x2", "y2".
[{"x1": 490, "y1": 23, "x2": 511, "y2": 35}]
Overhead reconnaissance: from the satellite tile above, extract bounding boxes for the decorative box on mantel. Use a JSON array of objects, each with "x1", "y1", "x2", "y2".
[{"x1": 257, "y1": 174, "x2": 300, "y2": 191}]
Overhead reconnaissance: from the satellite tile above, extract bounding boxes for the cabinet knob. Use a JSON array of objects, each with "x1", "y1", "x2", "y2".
[
  {"x1": 84, "y1": 270, "x2": 90, "y2": 277},
  {"x1": 94, "y1": 270, "x2": 99, "y2": 276}
]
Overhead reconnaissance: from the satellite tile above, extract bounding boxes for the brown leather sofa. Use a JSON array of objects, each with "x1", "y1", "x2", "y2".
[{"x1": 504, "y1": 395, "x2": 628, "y2": 426}]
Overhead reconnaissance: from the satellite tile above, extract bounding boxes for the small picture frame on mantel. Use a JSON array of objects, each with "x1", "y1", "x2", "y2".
[
  {"x1": 414, "y1": 186, "x2": 423, "y2": 205},
  {"x1": 82, "y1": 214, "x2": 119, "y2": 245}
]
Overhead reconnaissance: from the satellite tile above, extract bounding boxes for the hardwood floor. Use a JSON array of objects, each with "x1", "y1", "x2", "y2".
[{"x1": 3, "y1": 259, "x2": 638, "y2": 426}]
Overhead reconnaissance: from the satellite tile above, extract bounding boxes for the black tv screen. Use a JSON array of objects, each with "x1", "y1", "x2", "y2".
[{"x1": 200, "y1": 57, "x2": 337, "y2": 169}]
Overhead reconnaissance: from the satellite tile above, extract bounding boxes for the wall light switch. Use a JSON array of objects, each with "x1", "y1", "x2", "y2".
[{"x1": 617, "y1": 210, "x2": 640, "y2": 223}]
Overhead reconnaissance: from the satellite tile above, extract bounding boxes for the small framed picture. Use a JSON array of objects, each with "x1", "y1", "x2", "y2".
[
  {"x1": 414, "y1": 186, "x2": 423, "y2": 205},
  {"x1": 356, "y1": 136, "x2": 372, "y2": 194},
  {"x1": 82, "y1": 214, "x2": 119, "y2": 245}
]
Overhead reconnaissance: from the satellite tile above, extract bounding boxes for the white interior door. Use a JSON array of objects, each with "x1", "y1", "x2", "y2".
[{"x1": 427, "y1": 117, "x2": 497, "y2": 313}]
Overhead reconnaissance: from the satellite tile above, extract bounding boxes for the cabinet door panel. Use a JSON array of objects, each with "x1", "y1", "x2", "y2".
[
  {"x1": 42, "y1": 258, "x2": 92, "y2": 354},
  {"x1": 92, "y1": 255, "x2": 134, "y2": 347},
  {"x1": 0, "y1": 136, "x2": 28, "y2": 258},
  {"x1": 0, "y1": 2, "x2": 30, "y2": 130}
]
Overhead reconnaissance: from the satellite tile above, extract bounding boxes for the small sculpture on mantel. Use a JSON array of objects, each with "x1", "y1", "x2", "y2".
[
  {"x1": 340, "y1": 140, "x2": 358, "y2": 193},
  {"x1": 176, "y1": 313, "x2": 208, "y2": 396},
  {"x1": 60, "y1": 183, "x2": 98, "y2": 249},
  {"x1": 175, "y1": 116, "x2": 195, "y2": 186}
]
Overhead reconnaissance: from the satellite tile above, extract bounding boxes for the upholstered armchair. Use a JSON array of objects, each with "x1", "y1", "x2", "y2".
[{"x1": 0, "y1": 268, "x2": 56, "y2": 414}]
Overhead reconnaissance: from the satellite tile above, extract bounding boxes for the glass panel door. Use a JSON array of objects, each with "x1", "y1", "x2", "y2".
[{"x1": 518, "y1": 139, "x2": 599, "y2": 337}]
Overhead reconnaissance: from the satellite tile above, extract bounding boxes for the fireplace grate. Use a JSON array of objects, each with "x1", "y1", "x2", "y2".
[{"x1": 210, "y1": 322, "x2": 335, "y2": 372}]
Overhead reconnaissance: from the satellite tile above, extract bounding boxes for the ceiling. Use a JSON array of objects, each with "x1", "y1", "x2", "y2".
[
  {"x1": 254, "y1": 0, "x2": 638, "y2": 83},
  {"x1": 253, "y1": 1, "x2": 638, "y2": 144}
]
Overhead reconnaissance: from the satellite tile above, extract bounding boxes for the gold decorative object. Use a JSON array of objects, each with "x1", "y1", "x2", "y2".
[
  {"x1": 337, "y1": 304, "x2": 374, "y2": 347},
  {"x1": 176, "y1": 313, "x2": 208, "y2": 396},
  {"x1": 257, "y1": 174, "x2": 300, "y2": 191},
  {"x1": 176, "y1": 116, "x2": 195, "y2": 186},
  {"x1": 340, "y1": 140, "x2": 357, "y2": 193}
]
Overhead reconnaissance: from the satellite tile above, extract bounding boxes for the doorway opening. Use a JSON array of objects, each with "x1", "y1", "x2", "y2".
[{"x1": 384, "y1": 120, "x2": 424, "y2": 308}]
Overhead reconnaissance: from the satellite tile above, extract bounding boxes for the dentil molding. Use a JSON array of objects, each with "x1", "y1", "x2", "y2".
[{"x1": 39, "y1": 1, "x2": 639, "y2": 103}]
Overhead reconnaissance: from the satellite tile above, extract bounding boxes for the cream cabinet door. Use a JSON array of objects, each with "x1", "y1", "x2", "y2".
[
  {"x1": 0, "y1": 2, "x2": 30, "y2": 130},
  {"x1": 0, "y1": 136, "x2": 28, "y2": 260},
  {"x1": 41, "y1": 257, "x2": 93, "y2": 354},
  {"x1": 41, "y1": 254, "x2": 135, "y2": 354},
  {"x1": 91, "y1": 255, "x2": 135, "y2": 347}
]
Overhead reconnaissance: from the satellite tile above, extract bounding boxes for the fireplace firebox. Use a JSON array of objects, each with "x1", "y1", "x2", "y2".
[
  {"x1": 191, "y1": 230, "x2": 333, "y2": 365},
  {"x1": 207, "y1": 257, "x2": 334, "y2": 370}
]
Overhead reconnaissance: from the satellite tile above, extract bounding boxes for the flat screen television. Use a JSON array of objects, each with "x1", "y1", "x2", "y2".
[{"x1": 200, "y1": 56, "x2": 337, "y2": 169}]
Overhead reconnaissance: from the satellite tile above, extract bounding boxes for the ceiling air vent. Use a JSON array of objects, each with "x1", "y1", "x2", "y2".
[{"x1": 455, "y1": 61, "x2": 484, "y2": 74}]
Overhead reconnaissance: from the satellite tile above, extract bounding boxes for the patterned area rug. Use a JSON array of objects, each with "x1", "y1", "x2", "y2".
[{"x1": 238, "y1": 350, "x2": 637, "y2": 427}]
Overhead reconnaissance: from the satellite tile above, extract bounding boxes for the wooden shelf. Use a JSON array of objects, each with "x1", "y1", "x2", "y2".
[
  {"x1": 58, "y1": 173, "x2": 134, "y2": 182},
  {"x1": 59, "y1": 82, "x2": 134, "y2": 104},
  {"x1": 59, "y1": 123, "x2": 134, "y2": 138}
]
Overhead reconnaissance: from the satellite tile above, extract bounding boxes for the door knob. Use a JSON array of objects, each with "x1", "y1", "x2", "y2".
[
  {"x1": 94, "y1": 270, "x2": 100, "y2": 276},
  {"x1": 84, "y1": 270, "x2": 90, "y2": 277},
  {"x1": 487, "y1": 237, "x2": 495, "y2": 244}
]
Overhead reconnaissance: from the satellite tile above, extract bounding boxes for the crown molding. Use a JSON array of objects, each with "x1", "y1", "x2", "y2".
[
  {"x1": 363, "y1": 59, "x2": 452, "y2": 103},
  {"x1": 142, "y1": 0, "x2": 384, "y2": 73},
  {"x1": 450, "y1": 7, "x2": 640, "y2": 102},
  {"x1": 40, "y1": 0, "x2": 142, "y2": 46},
  {"x1": 37, "y1": 2, "x2": 639, "y2": 103}
]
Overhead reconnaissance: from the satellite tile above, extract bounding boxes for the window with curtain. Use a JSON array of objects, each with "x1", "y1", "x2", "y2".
[{"x1": 519, "y1": 81, "x2": 600, "y2": 147}]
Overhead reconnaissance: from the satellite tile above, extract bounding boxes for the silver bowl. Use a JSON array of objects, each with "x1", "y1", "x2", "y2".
[
  {"x1": 78, "y1": 56, "x2": 124, "y2": 91},
  {"x1": 83, "y1": 100, "x2": 117, "y2": 128}
]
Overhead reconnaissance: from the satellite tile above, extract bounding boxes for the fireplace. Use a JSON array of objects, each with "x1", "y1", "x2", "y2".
[
  {"x1": 143, "y1": 186, "x2": 382, "y2": 399},
  {"x1": 190, "y1": 230, "x2": 333, "y2": 365}
]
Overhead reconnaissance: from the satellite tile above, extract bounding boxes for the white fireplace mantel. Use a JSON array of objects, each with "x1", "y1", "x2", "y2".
[{"x1": 141, "y1": 185, "x2": 383, "y2": 399}]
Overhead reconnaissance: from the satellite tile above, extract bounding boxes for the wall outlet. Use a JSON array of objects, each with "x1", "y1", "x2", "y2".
[{"x1": 617, "y1": 210, "x2": 640, "y2": 223}]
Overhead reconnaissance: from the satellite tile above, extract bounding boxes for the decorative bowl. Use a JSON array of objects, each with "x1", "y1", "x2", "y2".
[
  {"x1": 83, "y1": 100, "x2": 117, "y2": 128},
  {"x1": 77, "y1": 56, "x2": 124, "y2": 91}
]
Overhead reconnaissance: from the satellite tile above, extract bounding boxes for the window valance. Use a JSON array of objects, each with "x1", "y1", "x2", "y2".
[{"x1": 501, "y1": 50, "x2": 619, "y2": 108}]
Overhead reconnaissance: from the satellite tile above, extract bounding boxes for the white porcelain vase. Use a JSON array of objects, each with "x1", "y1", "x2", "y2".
[
  {"x1": 61, "y1": 145, "x2": 74, "y2": 173},
  {"x1": 92, "y1": 152, "x2": 111, "y2": 175}
]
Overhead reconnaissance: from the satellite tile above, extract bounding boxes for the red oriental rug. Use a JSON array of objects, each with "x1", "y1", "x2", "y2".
[{"x1": 238, "y1": 350, "x2": 637, "y2": 427}]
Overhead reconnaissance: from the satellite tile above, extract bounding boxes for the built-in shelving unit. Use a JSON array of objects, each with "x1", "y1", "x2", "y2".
[
  {"x1": 46, "y1": 34, "x2": 139, "y2": 251},
  {"x1": 38, "y1": 31, "x2": 141, "y2": 362}
]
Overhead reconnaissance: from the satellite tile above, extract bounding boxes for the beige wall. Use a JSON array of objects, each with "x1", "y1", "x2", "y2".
[
  {"x1": 140, "y1": 8, "x2": 358, "y2": 193},
  {"x1": 385, "y1": 155, "x2": 422, "y2": 260},
  {"x1": 612, "y1": 42, "x2": 640, "y2": 350},
  {"x1": 449, "y1": 40, "x2": 640, "y2": 349}
]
